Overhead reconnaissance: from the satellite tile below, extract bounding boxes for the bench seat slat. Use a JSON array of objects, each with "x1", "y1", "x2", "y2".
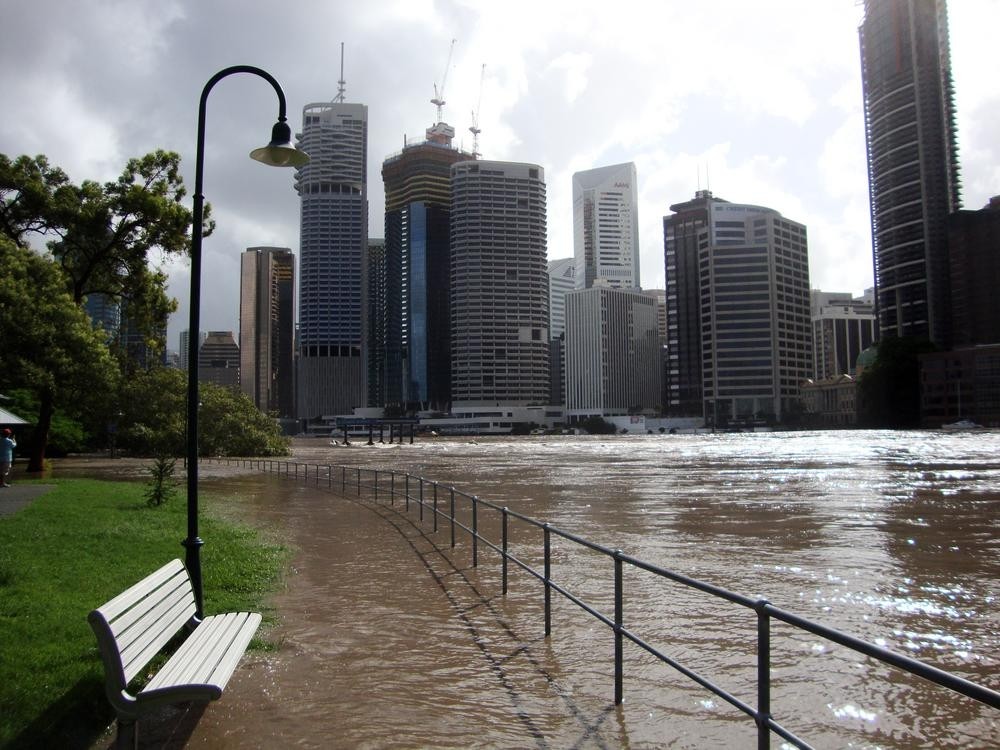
[
  {"x1": 97, "y1": 560, "x2": 188, "y2": 622},
  {"x1": 121, "y1": 594, "x2": 198, "y2": 684},
  {"x1": 142, "y1": 611, "x2": 261, "y2": 695}
]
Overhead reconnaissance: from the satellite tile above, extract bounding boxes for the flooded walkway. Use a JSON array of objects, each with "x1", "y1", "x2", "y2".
[{"x1": 162, "y1": 472, "x2": 632, "y2": 749}]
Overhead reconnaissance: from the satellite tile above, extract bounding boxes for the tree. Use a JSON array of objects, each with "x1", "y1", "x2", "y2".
[
  {"x1": 0, "y1": 154, "x2": 72, "y2": 245},
  {"x1": 0, "y1": 237, "x2": 118, "y2": 471},
  {"x1": 857, "y1": 336, "x2": 938, "y2": 428},
  {"x1": 117, "y1": 368, "x2": 289, "y2": 458},
  {"x1": 1, "y1": 150, "x2": 211, "y2": 365}
]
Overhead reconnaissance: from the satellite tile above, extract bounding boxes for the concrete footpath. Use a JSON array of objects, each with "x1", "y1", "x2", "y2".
[{"x1": 0, "y1": 483, "x2": 54, "y2": 517}]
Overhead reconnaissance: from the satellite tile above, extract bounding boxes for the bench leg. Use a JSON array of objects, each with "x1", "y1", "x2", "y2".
[{"x1": 115, "y1": 718, "x2": 138, "y2": 750}]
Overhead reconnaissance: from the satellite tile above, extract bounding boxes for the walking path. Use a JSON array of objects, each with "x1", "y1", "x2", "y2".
[{"x1": 0, "y1": 483, "x2": 54, "y2": 517}]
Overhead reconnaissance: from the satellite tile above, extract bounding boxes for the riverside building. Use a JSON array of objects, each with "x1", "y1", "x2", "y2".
[
  {"x1": 547, "y1": 257, "x2": 576, "y2": 406},
  {"x1": 664, "y1": 192, "x2": 812, "y2": 426},
  {"x1": 294, "y1": 99, "x2": 369, "y2": 419},
  {"x1": 239, "y1": 247, "x2": 295, "y2": 418},
  {"x1": 811, "y1": 289, "x2": 876, "y2": 380},
  {"x1": 450, "y1": 160, "x2": 549, "y2": 406},
  {"x1": 860, "y1": 0, "x2": 960, "y2": 346},
  {"x1": 564, "y1": 286, "x2": 662, "y2": 421},
  {"x1": 381, "y1": 122, "x2": 473, "y2": 411},
  {"x1": 573, "y1": 162, "x2": 640, "y2": 289},
  {"x1": 198, "y1": 331, "x2": 240, "y2": 389}
]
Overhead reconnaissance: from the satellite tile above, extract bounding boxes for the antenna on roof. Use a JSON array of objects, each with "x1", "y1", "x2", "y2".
[{"x1": 334, "y1": 42, "x2": 346, "y2": 103}]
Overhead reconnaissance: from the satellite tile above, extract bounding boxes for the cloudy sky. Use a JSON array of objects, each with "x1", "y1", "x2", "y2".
[{"x1": 2, "y1": 0, "x2": 997, "y2": 350}]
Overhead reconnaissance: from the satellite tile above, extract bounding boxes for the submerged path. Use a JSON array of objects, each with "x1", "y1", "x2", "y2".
[{"x1": 116, "y1": 466, "x2": 632, "y2": 749}]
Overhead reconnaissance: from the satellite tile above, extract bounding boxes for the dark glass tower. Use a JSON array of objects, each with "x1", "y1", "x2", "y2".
[
  {"x1": 860, "y1": 0, "x2": 960, "y2": 346},
  {"x1": 381, "y1": 123, "x2": 471, "y2": 411}
]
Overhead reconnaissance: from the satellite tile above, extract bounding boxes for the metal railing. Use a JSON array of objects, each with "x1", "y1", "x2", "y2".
[{"x1": 207, "y1": 456, "x2": 1000, "y2": 748}]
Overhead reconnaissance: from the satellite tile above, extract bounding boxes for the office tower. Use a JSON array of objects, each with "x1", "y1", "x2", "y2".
[
  {"x1": 84, "y1": 293, "x2": 120, "y2": 339},
  {"x1": 948, "y1": 197, "x2": 1000, "y2": 347},
  {"x1": 198, "y1": 331, "x2": 240, "y2": 389},
  {"x1": 663, "y1": 190, "x2": 714, "y2": 416},
  {"x1": 366, "y1": 237, "x2": 387, "y2": 408},
  {"x1": 239, "y1": 246, "x2": 295, "y2": 417},
  {"x1": 295, "y1": 99, "x2": 368, "y2": 419},
  {"x1": 573, "y1": 162, "x2": 640, "y2": 289},
  {"x1": 547, "y1": 257, "x2": 576, "y2": 339},
  {"x1": 382, "y1": 124, "x2": 472, "y2": 410},
  {"x1": 811, "y1": 289, "x2": 876, "y2": 379},
  {"x1": 860, "y1": 0, "x2": 960, "y2": 345},
  {"x1": 547, "y1": 258, "x2": 576, "y2": 405},
  {"x1": 564, "y1": 287, "x2": 662, "y2": 419},
  {"x1": 178, "y1": 330, "x2": 206, "y2": 372},
  {"x1": 450, "y1": 160, "x2": 549, "y2": 405},
  {"x1": 641, "y1": 288, "x2": 669, "y2": 413},
  {"x1": 663, "y1": 192, "x2": 812, "y2": 424}
]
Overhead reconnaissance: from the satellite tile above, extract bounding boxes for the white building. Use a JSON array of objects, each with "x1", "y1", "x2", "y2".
[
  {"x1": 547, "y1": 257, "x2": 576, "y2": 338},
  {"x1": 573, "y1": 162, "x2": 640, "y2": 289},
  {"x1": 295, "y1": 99, "x2": 368, "y2": 419},
  {"x1": 564, "y1": 286, "x2": 662, "y2": 420},
  {"x1": 810, "y1": 288, "x2": 876, "y2": 380},
  {"x1": 450, "y1": 160, "x2": 549, "y2": 406}
]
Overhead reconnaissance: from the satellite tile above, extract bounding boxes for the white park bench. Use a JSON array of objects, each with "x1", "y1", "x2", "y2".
[{"x1": 88, "y1": 558, "x2": 261, "y2": 749}]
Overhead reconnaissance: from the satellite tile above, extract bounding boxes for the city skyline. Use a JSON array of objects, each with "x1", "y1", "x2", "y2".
[{"x1": 1, "y1": 1, "x2": 996, "y2": 347}]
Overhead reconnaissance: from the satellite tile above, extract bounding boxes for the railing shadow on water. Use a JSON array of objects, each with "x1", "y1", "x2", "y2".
[{"x1": 208, "y1": 456, "x2": 1000, "y2": 750}]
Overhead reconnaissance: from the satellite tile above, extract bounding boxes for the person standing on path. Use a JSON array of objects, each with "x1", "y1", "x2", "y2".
[{"x1": 1, "y1": 428, "x2": 15, "y2": 487}]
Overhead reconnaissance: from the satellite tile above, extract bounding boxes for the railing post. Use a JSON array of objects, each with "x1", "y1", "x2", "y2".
[
  {"x1": 502, "y1": 507, "x2": 509, "y2": 595},
  {"x1": 328, "y1": 464, "x2": 332, "y2": 488},
  {"x1": 419, "y1": 478, "x2": 424, "y2": 522},
  {"x1": 450, "y1": 487, "x2": 456, "y2": 548},
  {"x1": 614, "y1": 549, "x2": 624, "y2": 705},
  {"x1": 543, "y1": 524, "x2": 551, "y2": 636},
  {"x1": 756, "y1": 599, "x2": 772, "y2": 750},
  {"x1": 433, "y1": 482, "x2": 438, "y2": 532},
  {"x1": 472, "y1": 496, "x2": 479, "y2": 568}
]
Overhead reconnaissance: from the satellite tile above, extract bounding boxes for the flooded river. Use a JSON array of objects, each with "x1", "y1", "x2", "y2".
[{"x1": 111, "y1": 430, "x2": 1000, "y2": 748}]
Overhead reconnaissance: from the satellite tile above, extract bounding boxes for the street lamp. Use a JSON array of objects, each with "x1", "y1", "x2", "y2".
[{"x1": 186, "y1": 65, "x2": 308, "y2": 618}]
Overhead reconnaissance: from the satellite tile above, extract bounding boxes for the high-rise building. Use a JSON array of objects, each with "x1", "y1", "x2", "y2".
[
  {"x1": 198, "y1": 331, "x2": 240, "y2": 389},
  {"x1": 664, "y1": 192, "x2": 812, "y2": 425},
  {"x1": 179, "y1": 329, "x2": 206, "y2": 372},
  {"x1": 239, "y1": 246, "x2": 295, "y2": 418},
  {"x1": 573, "y1": 162, "x2": 640, "y2": 290},
  {"x1": 663, "y1": 190, "x2": 714, "y2": 416},
  {"x1": 948, "y1": 197, "x2": 1000, "y2": 348},
  {"x1": 564, "y1": 287, "x2": 662, "y2": 419},
  {"x1": 860, "y1": 0, "x2": 960, "y2": 345},
  {"x1": 811, "y1": 289, "x2": 876, "y2": 380},
  {"x1": 366, "y1": 237, "x2": 387, "y2": 408},
  {"x1": 381, "y1": 124, "x2": 473, "y2": 411},
  {"x1": 295, "y1": 99, "x2": 368, "y2": 419},
  {"x1": 547, "y1": 257, "x2": 576, "y2": 406},
  {"x1": 450, "y1": 160, "x2": 549, "y2": 405}
]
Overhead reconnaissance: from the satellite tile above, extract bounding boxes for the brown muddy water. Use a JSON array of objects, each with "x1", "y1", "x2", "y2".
[{"x1": 75, "y1": 430, "x2": 998, "y2": 748}]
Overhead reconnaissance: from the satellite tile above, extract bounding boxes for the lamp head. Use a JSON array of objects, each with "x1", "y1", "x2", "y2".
[{"x1": 250, "y1": 119, "x2": 310, "y2": 168}]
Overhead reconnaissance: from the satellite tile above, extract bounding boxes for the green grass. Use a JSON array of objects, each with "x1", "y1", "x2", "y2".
[{"x1": 0, "y1": 478, "x2": 287, "y2": 749}]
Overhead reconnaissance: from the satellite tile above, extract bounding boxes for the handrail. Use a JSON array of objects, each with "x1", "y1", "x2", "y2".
[{"x1": 204, "y1": 457, "x2": 999, "y2": 747}]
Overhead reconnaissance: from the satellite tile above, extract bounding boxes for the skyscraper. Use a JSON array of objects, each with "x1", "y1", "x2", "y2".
[
  {"x1": 860, "y1": 0, "x2": 960, "y2": 346},
  {"x1": 239, "y1": 246, "x2": 295, "y2": 418},
  {"x1": 810, "y1": 289, "x2": 876, "y2": 380},
  {"x1": 547, "y1": 257, "x2": 576, "y2": 406},
  {"x1": 450, "y1": 160, "x2": 549, "y2": 405},
  {"x1": 198, "y1": 331, "x2": 240, "y2": 389},
  {"x1": 573, "y1": 162, "x2": 640, "y2": 290},
  {"x1": 381, "y1": 123, "x2": 473, "y2": 410},
  {"x1": 366, "y1": 237, "x2": 387, "y2": 408},
  {"x1": 295, "y1": 99, "x2": 368, "y2": 419},
  {"x1": 664, "y1": 192, "x2": 812, "y2": 425}
]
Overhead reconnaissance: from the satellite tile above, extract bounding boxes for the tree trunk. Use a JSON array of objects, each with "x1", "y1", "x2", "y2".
[{"x1": 27, "y1": 387, "x2": 54, "y2": 473}]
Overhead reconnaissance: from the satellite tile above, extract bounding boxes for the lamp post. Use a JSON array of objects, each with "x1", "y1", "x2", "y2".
[{"x1": 186, "y1": 65, "x2": 308, "y2": 618}]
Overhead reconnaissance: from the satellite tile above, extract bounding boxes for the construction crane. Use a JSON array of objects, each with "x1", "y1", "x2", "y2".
[
  {"x1": 431, "y1": 38, "x2": 456, "y2": 123},
  {"x1": 469, "y1": 63, "x2": 485, "y2": 158}
]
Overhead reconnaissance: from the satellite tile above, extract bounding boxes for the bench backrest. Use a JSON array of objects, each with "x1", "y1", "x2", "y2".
[{"x1": 88, "y1": 559, "x2": 198, "y2": 694}]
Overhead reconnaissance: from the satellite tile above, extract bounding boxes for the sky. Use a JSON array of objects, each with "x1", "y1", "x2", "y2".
[{"x1": 2, "y1": 0, "x2": 997, "y2": 352}]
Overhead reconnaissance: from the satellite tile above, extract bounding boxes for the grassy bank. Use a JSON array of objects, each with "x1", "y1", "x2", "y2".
[{"x1": 0, "y1": 477, "x2": 286, "y2": 749}]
